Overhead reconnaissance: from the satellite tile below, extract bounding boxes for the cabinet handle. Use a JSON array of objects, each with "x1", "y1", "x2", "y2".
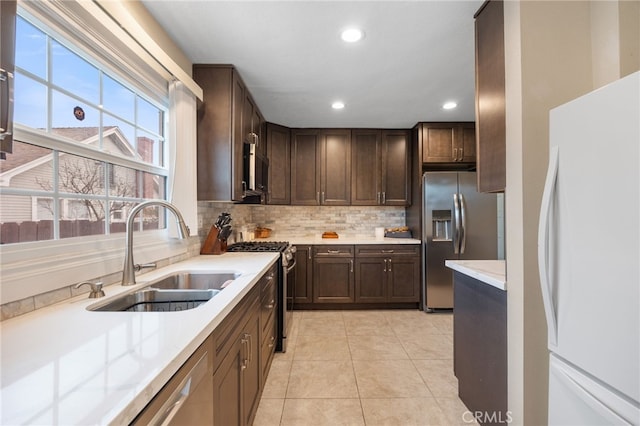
[
  {"x1": 382, "y1": 192, "x2": 386, "y2": 204},
  {"x1": 388, "y1": 258, "x2": 392, "y2": 272},
  {"x1": 265, "y1": 299, "x2": 275, "y2": 309},
  {"x1": 322, "y1": 192, "x2": 325, "y2": 203},
  {"x1": 308, "y1": 249, "x2": 312, "y2": 260},
  {"x1": 350, "y1": 259, "x2": 354, "y2": 273},
  {"x1": 241, "y1": 335, "x2": 248, "y2": 370},
  {"x1": 327, "y1": 249, "x2": 340, "y2": 254},
  {"x1": 453, "y1": 148, "x2": 458, "y2": 161},
  {"x1": 381, "y1": 249, "x2": 394, "y2": 254},
  {"x1": 377, "y1": 192, "x2": 381, "y2": 205},
  {"x1": 458, "y1": 147, "x2": 463, "y2": 161},
  {"x1": 383, "y1": 259, "x2": 387, "y2": 272},
  {"x1": 316, "y1": 192, "x2": 320, "y2": 204},
  {"x1": 267, "y1": 273, "x2": 274, "y2": 281},
  {"x1": 247, "y1": 333, "x2": 252, "y2": 364},
  {"x1": 268, "y1": 336, "x2": 275, "y2": 348}
]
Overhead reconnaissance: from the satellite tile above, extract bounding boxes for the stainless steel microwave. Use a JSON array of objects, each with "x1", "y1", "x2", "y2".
[{"x1": 243, "y1": 142, "x2": 268, "y2": 197}]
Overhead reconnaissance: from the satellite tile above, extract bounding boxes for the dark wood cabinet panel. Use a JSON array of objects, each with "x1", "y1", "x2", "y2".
[
  {"x1": 320, "y1": 129, "x2": 351, "y2": 205},
  {"x1": 421, "y1": 122, "x2": 476, "y2": 165},
  {"x1": 194, "y1": 65, "x2": 264, "y2": 202},
  {"x1": 351, "y1": 130, "x2": 381, "y2": 205},
  {"x1": 290, "y1": 129, "x2": 321, "y2": 205},
  {"x1": 381, "y1": 130, "x2": 411, "y2": 205},
  {"x1": 266, "y1": 123, "x2": 291, "y2": 204},
  {"x1": 0, "y1": 0, "x2": 16, "y2": 157},
  {"x1": 242, "y1": 308, "x2": 261, "y2": 426},
  {"x1": 351, "y1": 130, "x2": 410, "y2": 206},
  {"x1": 213, "y1": 336, "x2": 243, "y2": 426},
  {"x1": 354, "y1": 245, "x2": 420, "y2": 303},
  {"x1": 291, "y1": 129, "x2": 351, "y2": 205},
  {"x1": 292, "y1": 245, "x2": 313, "y2": 304},
  {"x1": 453, "y1": 271, "x2": 507, "y2": 424},
  {"x1": 313, "y1": 245, "x2": 354, "y2": 303},
  {"x1": 475, "y1": 0, "x2": 506, "y2": 193}
]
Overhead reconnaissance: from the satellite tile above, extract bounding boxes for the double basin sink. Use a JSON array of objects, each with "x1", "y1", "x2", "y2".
[{"x1": 90, "y1": 272, "x2": 241, "y2": 312}]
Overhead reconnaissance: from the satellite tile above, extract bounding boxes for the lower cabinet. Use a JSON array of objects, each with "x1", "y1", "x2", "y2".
[
  {"x1": 355, "y1": 245, "x2": 420, "y2": 303},
  {"x1": 297, "y1": 244, "x2": 420, "y2": 307},
  {"x1": 312, "y1": 245, "x2": 355, "y2": 303},
  {"x1": 453, "y1": 271, "x2": 507, "y2": 424}
]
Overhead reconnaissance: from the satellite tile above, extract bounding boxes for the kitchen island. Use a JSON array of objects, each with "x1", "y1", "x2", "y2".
[
  {"x1": 0, "y1": 253, "x2": 278, "y2": 425},
  {"x1": 446, "y1": 260, "x2": 508, "y2": 425}
]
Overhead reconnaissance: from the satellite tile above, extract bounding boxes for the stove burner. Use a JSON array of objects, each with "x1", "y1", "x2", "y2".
[{"x1": 227, "y1": 241, "x2": 290, "y2": 253}]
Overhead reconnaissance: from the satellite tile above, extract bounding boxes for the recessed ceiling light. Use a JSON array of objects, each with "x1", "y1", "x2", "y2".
[
  {"x1": 341, "y1": 28, "x2": 364, "y2": 43},
  {"x1": 332, "y1": 101, "x2": 345, "y2": 110},
  {"x1": 442, "y1": 101, "x2": 458, "y2": 110}
]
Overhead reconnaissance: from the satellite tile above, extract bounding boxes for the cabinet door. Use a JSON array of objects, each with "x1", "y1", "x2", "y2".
[
  {"x1": 313, "y1": 257, "x2": 354, "y2": 303},
  {"x1": 355, "y1": 257, "x2": 387, "y2": 302},
  {"x1": 422, "y1": 124, "x2": 457, "y2": 163},
  {"x1": 0, "y1": 0, "x2": 16, "y2": 156},
  {"x1": 231, "y1": 71, "x2": 246, "y2": 201},
  {"x1": 242, "y1": 309, "x2": 261, "y2": 426},
  {"x1": 266, "y1": 123, "x2": 291, "y2": 204},
  {"x1": 475, "y1": 0, "x2": 506, "y2": 192},
  {"x1": 292, "y1": 245, "x2": 313, "y2": 304},
  {"x1": 291, "y1": 130, "x2": 321, "y2": 205},
  {"x1": 459, "y1": 123, "x2": 477, "y2": 164},
  {"x1": 213, "y1": 337, "x2": 243, "y2": 426},
  {"x1": 320, "y1": 129, "x2": 351, "y2": 205},
  {"x1": 387, "y1": 256, "x2": 421, "y2": 302},
  {"x1": 351, "y1": 130, "x2": 382, "y2": 205},
  {"x1": 381, "y1": 130, "x2": 410, "y2": 205}
]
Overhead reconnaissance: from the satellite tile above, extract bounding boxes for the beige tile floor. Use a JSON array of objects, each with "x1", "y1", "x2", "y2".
[{"x1": 254, "y1": 309, "x2": 477, "y2": 426}]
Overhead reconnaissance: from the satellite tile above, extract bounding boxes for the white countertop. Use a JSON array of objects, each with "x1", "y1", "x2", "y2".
[
  {"x1": 445, "y1": 260, "x2": 506, "y2": 291},
  {"x1": 251, "y1": 235, "x2": 421, "y2": 245},
  {"x1": 0, "y1": 253, "x2": 278, "y2": 425}
]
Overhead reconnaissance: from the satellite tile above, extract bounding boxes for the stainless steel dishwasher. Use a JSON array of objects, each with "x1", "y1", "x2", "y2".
[{"x1": 131, "y1": 336, "x2": 213, "y2": 425}]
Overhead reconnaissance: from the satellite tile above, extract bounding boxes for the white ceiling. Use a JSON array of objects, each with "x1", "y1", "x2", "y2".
[{"x1": 141, "y1": 1, "x2": 484, "y2": 129}]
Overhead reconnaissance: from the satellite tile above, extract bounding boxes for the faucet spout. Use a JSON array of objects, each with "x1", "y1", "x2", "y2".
[{"x1": 121, "y1": 200, "x2": 190, "y2": 286}]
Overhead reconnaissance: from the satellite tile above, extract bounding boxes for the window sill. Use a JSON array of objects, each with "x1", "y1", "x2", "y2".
[{"x1": 0, "y1": 231, "x2": 196, "y2": 304}]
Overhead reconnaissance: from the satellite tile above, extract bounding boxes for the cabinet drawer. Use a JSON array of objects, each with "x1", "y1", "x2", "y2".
[
  {"x1": 355, "y1": 245, "x2": 419, "y2": 257},
  {"x1": 260, "y1": 282, "x2": 276, "y2": 334},
  {"x1": 260, "y1": 264, "x2": 277, "y2": 299},
  {"x1": 313, "y1": 245, "x2": 354, "y2": 257},
  {"x1": 260, "y1": 313, "x2": 276, "y2": 381}
]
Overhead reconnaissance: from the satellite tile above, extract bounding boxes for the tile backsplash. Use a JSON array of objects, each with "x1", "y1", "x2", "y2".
[{"x1": 198, "y1": 202, "x2": 407, "y2": 240}]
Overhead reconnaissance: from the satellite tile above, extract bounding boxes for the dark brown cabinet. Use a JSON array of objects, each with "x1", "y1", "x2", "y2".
[
  {"x1": 312, "y1": 245, "x2": 355, "y2": 303},
  {"x1": 266, "y1": 123, "x2": 291, "y2": 205},
  {"x1": 292, "y1": 245, "x2": 313, "y2": 304},
  {"x1": 193, "y1": 65, "x2": 265, "y2": 202},
  {"x1": 355, "y1": 245, "x2": 420, "y2": 303},
  {"x1": 420, "y1": 122, "x2": 476, "y2": 165},
  {"x1": 475, "y1": 0, "x2": 506, "y2": 193},
  {"x1": 351, "y1": 130, "x2": 411, "y2": 206},
  {"x1": 260, "y1": 265, "x2": 277, "y2": 383},
  {"x1": 290, "y1": 129, "x2": 351, "y2": 205},
  {"x1": 453, "y1": 271, "x2": 507, "y2": 424},
  {"x1": 0, "y1": 0, "x2": 16, "y2": 157}
]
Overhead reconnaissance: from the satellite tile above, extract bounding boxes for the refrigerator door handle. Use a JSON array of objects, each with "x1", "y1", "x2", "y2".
[
  {"x1": 459, "y1": 193, "x2": 467, "y2": 254},
  {"x1": 538, "y1": 146, "x2": 560, "y2": 348},
  {"x1": 453, "y1": 193, "x2": 461, "y2": 254}
]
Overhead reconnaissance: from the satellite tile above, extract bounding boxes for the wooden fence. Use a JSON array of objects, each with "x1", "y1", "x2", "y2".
[{"x1": 0, "y1": 220, "x2": 159, "y2": 244}]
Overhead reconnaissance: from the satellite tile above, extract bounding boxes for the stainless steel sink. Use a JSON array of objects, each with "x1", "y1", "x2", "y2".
[
  {"x1": 147, "y1": 272, "x2": 241, "y2": 291},
  {"x1": 89, "y1": 272, "x2": 241, "y2": 312}
]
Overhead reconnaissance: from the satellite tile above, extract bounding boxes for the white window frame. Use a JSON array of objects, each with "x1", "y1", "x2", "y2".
[{"x1": 0, "y1": 1, "x2": 199, "y2": 305}]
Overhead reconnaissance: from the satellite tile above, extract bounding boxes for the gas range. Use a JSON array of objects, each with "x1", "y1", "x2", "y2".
[{"x1": 227, "y1": 241, "x2": 296, "y2": 266}]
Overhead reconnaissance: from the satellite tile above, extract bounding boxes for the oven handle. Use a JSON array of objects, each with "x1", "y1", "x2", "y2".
[{"x1": 284, "y1": 259, "x2": 297, "y2": 274}]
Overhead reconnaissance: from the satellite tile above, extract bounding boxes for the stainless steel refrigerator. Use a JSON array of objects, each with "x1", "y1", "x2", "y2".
[{"x1": 421, "y1": 171, "x2": 498, "y2": 311}]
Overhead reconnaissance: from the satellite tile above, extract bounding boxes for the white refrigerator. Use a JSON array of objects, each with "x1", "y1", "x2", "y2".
[{"x1": 538, "y1": 71, "x2": 640, "y2": 425}]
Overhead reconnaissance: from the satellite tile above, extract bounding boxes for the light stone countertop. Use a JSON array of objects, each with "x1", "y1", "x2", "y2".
[
  {"x1": 0, "y1": 252, "x2": 278, "y2": 425},
  {"x1": 445, "y1": 260, "x2": 506, "y2": 291},
  {"x1": 250, "y1": 235, "x2": 421, "y2": 245}
]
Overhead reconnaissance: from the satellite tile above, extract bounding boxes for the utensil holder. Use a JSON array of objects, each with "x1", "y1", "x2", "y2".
[{"x1": 200, "y1": 225, "x2": 227, "y2": 255}]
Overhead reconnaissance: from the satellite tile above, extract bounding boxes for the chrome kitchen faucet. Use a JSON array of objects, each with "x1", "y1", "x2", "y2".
[{"x1": 121, "y1": 200, "x2": 190, "y2": 286}]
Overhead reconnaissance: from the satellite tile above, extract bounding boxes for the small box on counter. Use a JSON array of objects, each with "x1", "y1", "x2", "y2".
[{"x1": 384, "y1": 227, "x2": 412, "y2": 238}]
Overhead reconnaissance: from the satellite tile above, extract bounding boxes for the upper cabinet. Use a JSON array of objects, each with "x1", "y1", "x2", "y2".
[
  {"x1": 193, "y1": 65, "x2": 265, "y2": 201},
  {"x1": 290, "y1": 129, "x2": 351, "y2": 206},
  {"x1": 266, "y1": 123, "x2": 290, "y2": 205},
  {"x1": 352, "y1": 129, "x2": 411, "y2": 206},
  {"x1": 475, "y1": 0, "x2": 506, "y2": 192},
  {"x1": 419, "y1": 122, "x2": 476, "y2": 165},
  {"x1": 0, "y1": 0, "x2": 16, "y2": 159}
]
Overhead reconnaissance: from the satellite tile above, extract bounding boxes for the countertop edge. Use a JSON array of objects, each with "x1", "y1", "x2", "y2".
[{"x1": 445, "y1": 260, "x2": 507, "y2": 291}]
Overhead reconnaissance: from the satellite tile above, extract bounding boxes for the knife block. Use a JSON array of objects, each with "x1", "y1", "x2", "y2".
[{"x1": 200, "y1": 225, "x2": 227, "y2": 255}]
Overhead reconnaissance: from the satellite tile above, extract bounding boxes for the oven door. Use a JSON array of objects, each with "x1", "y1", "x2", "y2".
[{"x1": 280, "y1": 255, "x2": 296, "y2": 352}]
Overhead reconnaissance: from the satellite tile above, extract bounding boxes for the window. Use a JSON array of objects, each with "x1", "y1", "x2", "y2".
[{"x1": 0, "y1": 14, "x2": 169, "y2": 245}]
